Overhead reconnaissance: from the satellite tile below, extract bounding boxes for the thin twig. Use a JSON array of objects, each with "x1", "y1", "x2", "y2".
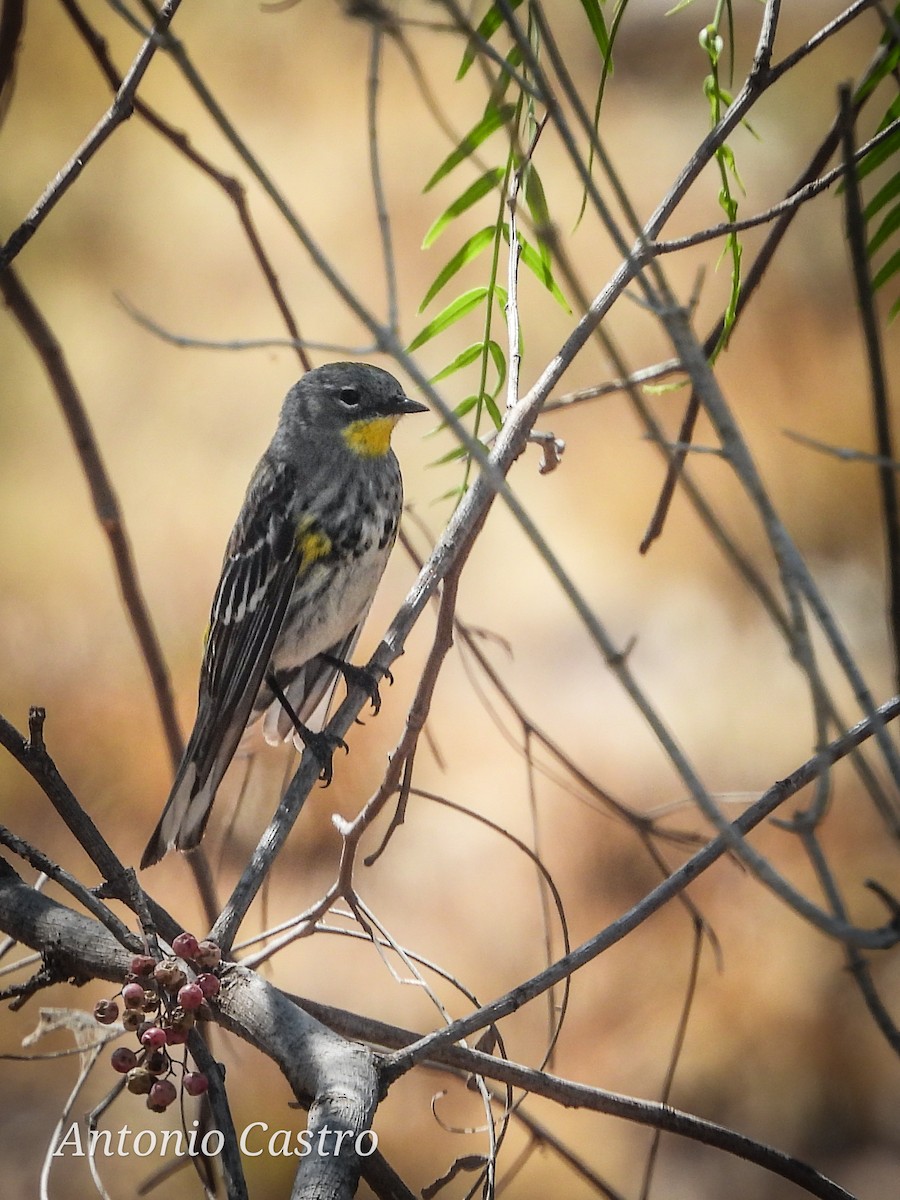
[
  {"x1": 0, "y1": 0, "x2": 183, "y2": 269},
  {"x1": 0, "y1": 824, "x2": 138, "y2": 953},
  {"x1": 0, "y1": 268, "x2": 184, "y2": 772},
  {"x1": 367, "y1": 23, "x2": 400, "y2": 339},
  {"x1": 784, "y1": 429, "x2": 900, "y2": 469},
  {"x1": 383, "y1": 692, "x2": 900, "y2": 1084},
  {"x1": 59, "y1": 0, "x2": 311, "y2": 369}
]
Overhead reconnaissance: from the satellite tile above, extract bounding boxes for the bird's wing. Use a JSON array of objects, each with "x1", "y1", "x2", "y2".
[
  {"x1": 190, "y1": 455, "x2": 302, "y2": 785},
  {"x1": 140, "y1": 455, "x2": 303, "y2": 866}
]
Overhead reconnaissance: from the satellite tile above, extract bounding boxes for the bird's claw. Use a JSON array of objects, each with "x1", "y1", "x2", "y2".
[
  {"x1": 322, "y1": 655, "x2": 389, "y2": 716},
  {"x1": 304, "y1": 729, "x2": 349, "y2": 787}
]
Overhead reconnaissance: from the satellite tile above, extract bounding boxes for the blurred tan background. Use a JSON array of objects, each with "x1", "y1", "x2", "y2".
[{"x1": 1, "y1": 2, "x2": 899, "y2": 1197}]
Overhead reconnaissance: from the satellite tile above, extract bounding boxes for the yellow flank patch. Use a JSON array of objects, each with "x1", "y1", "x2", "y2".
[
  {"x1": 297, "y1": 524, "x2": 332, "y2": 569},
  {"x1": 342, "y1": 415, "x2": 397, "y2": 458}
]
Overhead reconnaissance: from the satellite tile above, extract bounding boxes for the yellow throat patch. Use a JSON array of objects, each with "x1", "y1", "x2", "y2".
[{"x1": 341, "y1": 415, "x2": 397, "y2": 458}]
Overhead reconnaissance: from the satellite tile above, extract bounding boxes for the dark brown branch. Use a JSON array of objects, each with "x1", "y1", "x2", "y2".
[
  {"x1": 0, "y1": 0, "x2": 25, "y2": 121},
  {"x1": 0, "y1": 268, "x2": 184, "y2": 772},
  {"x1": 0, "y1": 708, "x2": 183, "y2": 946},
  {"x1": 0, "y1": 858, "x2": 385, "y2": 1200},
  {"x1": 383, "y1": 692, "x2": 900, "y2": 1086},
  {"x1": 0, "y1": 822, "x2": 139, "y2": 953},
  {"x1": 0, "y1": 708, "x2": 138, "y2": 900},
  {"x1": 0, "y1": 0, "x2": 183, "y2": 269},
  {"x1": 289, "y1": 990, "x2": 851, "y2": 1200}
]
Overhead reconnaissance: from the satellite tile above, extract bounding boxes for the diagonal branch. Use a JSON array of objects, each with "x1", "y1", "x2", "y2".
[
  {"x1": 383, "y1": 694, "x2": 900, "y2": 1086},
  {"x1": 0, "y1": 267, "x2": 183, "y2": 772},
  {"x1": 0, "y1": 0, "x2": 183, "y2": 269}
]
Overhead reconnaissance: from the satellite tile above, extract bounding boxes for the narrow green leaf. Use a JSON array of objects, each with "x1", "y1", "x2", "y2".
[
  {"x1": 491, "y1": 45, "x2": 524, "y2": 105},
  {"x1": 855, "y1": 111, "x2": 900, "y2": 184},
  {"x1": 424, "y1": 104, "x2": 516, "y2": 192},
  {"x1": 406, "y1": 288, "x2": 488, "y2": 352},
  {"x1": 429, "y1": 344, "x2": 487, "y2": 384},
  {"x1": 524, "y1": 165, "x2": 553, "y2": 267},
  {"x1": 855, "y1": 38, "x2": 900, "y2": 104},
  {"x1": 519, "y1": 237, "x2": 570, "y2": 311},
  {"x1": 426, "y1": 394, "x2": 483, "y2": 440},
  {"x1": 419, "y1": 227, "x2": 497, "y2": 312},
  {"x1": 431, "y1": 448, "x2": 469, "y2": 467},
  {"x1": 483, "y1": 390, "x2": 503, "y2": 429},
  {"x1": 502, "y1": 227, "x2": 570, "y2": 312},
  {"x1": 871, "y1": 244, "x2": 900, "y2": 294},
  {"x1": 422, "y1": 168, "x2": 506, "y2": 249},
  {"x1": 864, "y1": 170, "x2": 900, "y2": 222},
  {"x1": 577, "y1": 0, "x2": 610, "y2": 57},
  {"x1": 868, "y1": 200, "x2": 900, "y2": 257},
  {"x1": 457, "y1": 0, "x2": 524, "y2": 80},
  {"x1": 486, "y1": 340, "x2": 507, "y2": 397}
]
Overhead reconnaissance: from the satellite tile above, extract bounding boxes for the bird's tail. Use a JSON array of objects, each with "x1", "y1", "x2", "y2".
[
  {"x1": 140, "y1": 708, "x2": 245, "y2": 867},
  {"x1": 140, "y1": 757, "x2": 218, "y2": 868}
]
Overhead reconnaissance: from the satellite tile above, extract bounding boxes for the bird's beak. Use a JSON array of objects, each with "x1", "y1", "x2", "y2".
[{"x1": 390, "y1": 395, "x2": 429, "y2": 417}]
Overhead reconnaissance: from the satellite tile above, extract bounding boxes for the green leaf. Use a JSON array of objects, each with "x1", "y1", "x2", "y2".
[
  {"x1": 486, "y1": 339, "x2": 507, "y2": 398},
  {"x1": 419, "y1": 227, "x2": 497, "y2": 312},
  {"x1": 855, "y1": 108, "x2": 900, "y2": 184},
  {"x1": 524, "y1": 164, "x2": 553, "y2": 262},
  {"x1": 422, "y1": 168, "x2": 506, "y2": 249},
  {"x1": 864, "y1": 170, "x2": 900, "y2": 222},
  {"x1": 430, "y1": 441, "x2": 475, "y2": 466},
  {"x1": 854, "y1": 30, "x2": 900, "y2": 104},
  {"x1": 424, "y1": 104, "x2": 516, "y2": 192},
  {"x1": 519, "y1": 238, "x2": 570, "y2": 311},
  {"x1": 501, "y1": 227, "x2": 570, "y2": 312},
  {"x1": 406, "y1": 288, "x2": 488, "y2": 352},
  {"x1": 429, "y1": 344, "x2": 488, "y2": 384},
  {"x1": 490, "y1": 45, "x2": 524, "y2": 105},
  {"x1": 871, "y1": 244, "x2": 900, "y2": 294},
  {"x1": 868, "y1": 200, "x2": 900, "y2": 258},
  {"x1": 457, "y1": 0, "x2": 524, "y2": 80},
  {"x1": 483, "y1": 388, "x2": 503, "y2": 429},
  {"x1": 577, "y1": 0, "x2": 610, "y2": 58}
]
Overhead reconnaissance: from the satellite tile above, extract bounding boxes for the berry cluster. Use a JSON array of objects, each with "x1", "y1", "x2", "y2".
[{"x1": 94, "y1": 932, "x2": 222, "y2": 1112}]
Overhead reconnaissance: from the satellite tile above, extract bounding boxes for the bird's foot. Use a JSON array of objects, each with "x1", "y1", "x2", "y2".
[
  {"x1": 266, "y1": 672, "x2": 348, "y2": 786},
  {"x1": 320, "y1": 654, "x2": 393, "y2": 717}
]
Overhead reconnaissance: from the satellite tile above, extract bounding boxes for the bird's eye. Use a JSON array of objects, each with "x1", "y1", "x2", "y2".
[{"x1": 338, "y1": 387, "x2": 360, "y2": 410}]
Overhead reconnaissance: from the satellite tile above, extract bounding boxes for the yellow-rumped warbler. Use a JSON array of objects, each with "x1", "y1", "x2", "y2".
[{"x1": 141, "y1": 362, "x2": 426, "y2": 868}]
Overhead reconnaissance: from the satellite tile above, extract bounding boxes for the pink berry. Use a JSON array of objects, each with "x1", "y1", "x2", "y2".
[
  {"x1": 177, "y1": 983, "x2": 204, "y2": 1011},
  {"x1": 130, "y1": 954, "x2": 156, "y2": 976},
  {"x1": 149, "y1": 1079, "x2": 177, "y2": 1109},
  {"x1": 141, "y1": 1026, "x2": 167, "y2": 1050},
  {"x1": 172, "y1": 932, "x2": 200, "y2": 961},
  {"x1": 121, "y1": 982, "x2": 145, "y2": 1008},
  {"x1": 197, "y1": 973, "x2": 220, "y2": 998},
  {"x1": 182, "y1": 1071, "x2": 209, "y2": 1097},
  {"x1": 110, "y1": 1046, "x2": 137, "y2": 1074},
  {"x1": 164, "y1": 1026, "x2": 188, "y2": 1046},
  {"x1": 94, "y1": 998, "x2": 119, "y2": 1025}
]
